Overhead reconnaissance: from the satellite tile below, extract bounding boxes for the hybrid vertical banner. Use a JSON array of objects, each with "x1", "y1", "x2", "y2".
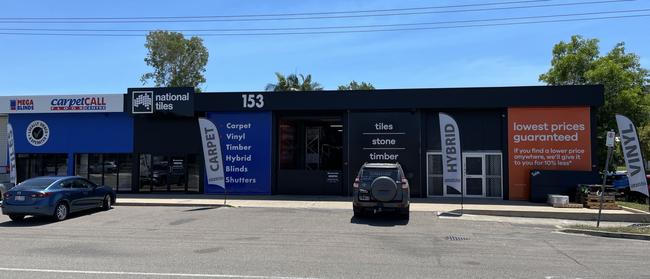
[
  {"x1": 616, "y1": 114, "x2": 649, "y2": 196},
  {"x1": 439, "y1": 113, "x2": 462, "y2": 194},
  {"x1": 7, "y1": 123, "x2": 16, "y2": 185},
  {"x1": 198, "y1": 118, "x2": 225, "y2": 189}
]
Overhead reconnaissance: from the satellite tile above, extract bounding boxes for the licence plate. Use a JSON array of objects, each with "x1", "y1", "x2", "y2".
[
  {"x1": 359, "y1": 195, "x2": 370, "y2": 201},
  {"x1": 15, "y1": 196, "x2": 25, "y2": 201}
]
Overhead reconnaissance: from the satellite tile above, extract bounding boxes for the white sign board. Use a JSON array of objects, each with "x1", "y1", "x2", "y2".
[
  {"x1": 605, "y1": 131, "x2": 616, "y2": 147},
  {"x1": 0, "y1": 94, "x2": 124, "y2": 113}
]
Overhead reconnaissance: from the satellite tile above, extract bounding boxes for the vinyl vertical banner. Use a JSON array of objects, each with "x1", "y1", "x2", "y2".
[
  {"x1": 615, "y1": 114, "x2": 649, "y2": 196},
  {"x1": 439, "y1": 113, "x2": 462, "y2": 194},
  {"x1": 198, "y1": 118, "x2": 225, "y2": 188},
  {"x1": 7, "y1": 123, "x2": 16, "y2": 185}
]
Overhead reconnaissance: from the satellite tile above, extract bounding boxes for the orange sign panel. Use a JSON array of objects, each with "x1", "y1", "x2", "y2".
[{"x1": 508, "y1": 107, "x2": 592, "y2": 200}]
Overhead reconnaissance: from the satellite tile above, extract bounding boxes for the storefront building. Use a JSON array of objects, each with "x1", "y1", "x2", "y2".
[{"x1": 1, "y1": 85, "x2": 604, "y2": 200}]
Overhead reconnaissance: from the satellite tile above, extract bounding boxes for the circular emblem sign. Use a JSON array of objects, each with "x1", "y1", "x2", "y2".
[{"x1": 26, "y1": 120, "x2": 50, "y2": 146}]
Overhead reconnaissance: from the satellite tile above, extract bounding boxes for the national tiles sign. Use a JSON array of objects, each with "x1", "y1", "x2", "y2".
[
  {"x1": 0, "y1": 94, "x2": 124, "y2": 113},
  {"x1": 129, "y1": 87, "x2": 194, "y2": 117}
]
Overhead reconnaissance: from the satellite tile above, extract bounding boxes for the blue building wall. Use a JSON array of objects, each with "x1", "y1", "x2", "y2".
[
  {"x1": 10, "y1": 113, "x2": 133, "y2": 153},
  {"x1": 9, "y1": 113, "x2": 133, "y2": 175},
  {"x1": 205, "y1": 112, "x2": 272, "y2": 195}
]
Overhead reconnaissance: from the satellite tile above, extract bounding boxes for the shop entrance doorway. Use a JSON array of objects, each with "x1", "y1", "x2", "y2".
[
  {"x1": 277, "y1": 115, "x2": 344, "y2": 195},
  {"x1": 138, "y1": 154, "x2": 201, "y2": 193}
]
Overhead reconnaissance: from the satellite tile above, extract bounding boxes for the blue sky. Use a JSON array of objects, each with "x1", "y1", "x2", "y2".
[{"x1": 0, "y1": 0, "x2": 649, "y2": 95}]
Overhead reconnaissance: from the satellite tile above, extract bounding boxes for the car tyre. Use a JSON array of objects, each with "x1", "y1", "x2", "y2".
[
  {"x1": 9, "y1": 214, "x2": 25, "y2": 222},
  {"x1": 54, "y1": 202, "x2": 68, "y2": 221},
  {"x1": 102, "y1": 195, "x2": 112, "y2": 211},
  {"x1": 400, "y1": 207, "x2": 410, "y2": 220},
  {"x1": 353, "y1": 206, "x2": 364, "y2": 218}
]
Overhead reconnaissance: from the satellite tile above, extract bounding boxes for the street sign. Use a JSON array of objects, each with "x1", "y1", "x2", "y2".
[{"x1": 605, "y1": 131, "x2": 615, "y2": 147}]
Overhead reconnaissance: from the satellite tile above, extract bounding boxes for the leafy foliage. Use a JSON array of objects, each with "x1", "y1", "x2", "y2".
[
  {"x1": 141, "y1": 31, "x2": 209, "y2": 90},
  {"x1": 337, "y1": 80, "x2": 375, "y2": 90},
  {"x1": 539, "y1": 35, "x2": 650, "y2": 167},
  {"x1": 265, "y1": 72, "x2": 323, "y2": 92}
]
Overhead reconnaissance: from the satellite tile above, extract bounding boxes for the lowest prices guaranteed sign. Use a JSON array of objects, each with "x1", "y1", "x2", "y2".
[{"x1": 508, "y1": 107, "x2": 592, "y2": 200}]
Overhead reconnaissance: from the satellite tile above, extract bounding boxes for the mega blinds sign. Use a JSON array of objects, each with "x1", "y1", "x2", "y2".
[
  {"x1": 0, "y1": 94, "x2": 124, "y2": 113},
  {"x1": 129, "y1": 87, "x2": 194, "y2": 117}
]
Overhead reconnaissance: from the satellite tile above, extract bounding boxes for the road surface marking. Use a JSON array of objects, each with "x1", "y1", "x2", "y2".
[{"x1": 0, "y1": 267, "x2": 319, "y2": 279}]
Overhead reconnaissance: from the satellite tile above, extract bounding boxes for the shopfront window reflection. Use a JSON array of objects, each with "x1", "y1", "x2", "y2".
[
  {"x1": 16, "y1": 154, "x2": 68, "y2": 183},
  {"x1": 75, "y1": 153, "x2": 133, "y2": 192},
  {"x1": 138, "y1": 154, "x2": 200, "y2": 193},
  {"x1": 139, "y1": 154, "x2": 152, "y2": 192},
  {"x1": 88, "y1": 154, "x2": 103, "y2": 185},
  {"x1": 103, "y1": 154, "x2": 118, "y2": 191},
  {"x1": 118, "y1": 154, "x2": 133, "y2": 192}
]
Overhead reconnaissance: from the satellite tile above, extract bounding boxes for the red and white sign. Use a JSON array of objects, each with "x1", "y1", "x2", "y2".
[{"x1": 0, "y1": 94, "x2": 123, "y2": 113}]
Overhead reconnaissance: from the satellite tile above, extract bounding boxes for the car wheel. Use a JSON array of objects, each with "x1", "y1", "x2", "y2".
[
  {"x1": 102, "y1": 195, "x2": 112, "y2": 211},
  {"x1": 54, "y1": 202, "x2": 68, "y2": 221},
  {"x1": 353, "y1": 206, "x2": 364, "y2": 218},
  {"x1": 400, "y1": 207, "x2": 410, "y2": 220},
  {"x1": 9, "y1": 214, "x2": 25, "y2": 222}
]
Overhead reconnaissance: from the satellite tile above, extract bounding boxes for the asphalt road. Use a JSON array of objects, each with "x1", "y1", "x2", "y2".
[{"x1": 0, "y1": 205, "x2": 647, "y2": 279}]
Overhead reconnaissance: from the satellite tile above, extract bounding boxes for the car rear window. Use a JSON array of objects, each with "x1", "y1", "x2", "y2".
[
  {"x1": 361, "y1": 168, "x2": 399, "y2": 181},
  {"x1": 15, "y1": 178, "x2": 58, "y2": 189}
]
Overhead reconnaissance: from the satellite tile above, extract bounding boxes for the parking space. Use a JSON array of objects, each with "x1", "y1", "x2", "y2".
[{"x1": 0, "y1": 206, "x2": 648, "y2": 279}]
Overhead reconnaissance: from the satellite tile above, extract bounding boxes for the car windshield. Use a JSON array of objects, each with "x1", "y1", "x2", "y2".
[
  {"x1": 361, "y1": 168, "x2": 399, "y2": 181},
  {"x1": 14, "y1": 178, "x2": 58, "y2": 190}
]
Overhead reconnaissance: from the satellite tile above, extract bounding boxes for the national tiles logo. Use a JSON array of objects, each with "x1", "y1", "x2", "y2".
[{"x1": 132, "y1": 91, "x2": 154, "y2": 114}]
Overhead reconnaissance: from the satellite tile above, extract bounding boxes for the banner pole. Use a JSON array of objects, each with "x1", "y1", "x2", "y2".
[
  {"x1": 224, "y1": 185, "x2": 227, "y2": 206},
  {"x1": 597, "y1": 145, "x2": 613, "y2": 228},
  {"x1": 461, "y1": 185, "x2": 464, "y2": 216}
]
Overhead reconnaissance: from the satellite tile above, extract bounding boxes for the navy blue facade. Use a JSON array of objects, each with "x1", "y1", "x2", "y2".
[{"x1": 205, "y1": 112, "x2": 272, "y2": 195}]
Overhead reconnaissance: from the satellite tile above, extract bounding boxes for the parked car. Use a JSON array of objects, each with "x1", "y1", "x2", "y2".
[
  {"x1": 1, "y1": 176, "x2": 115, "y2": 222},
  {"x1": 0, "y1": 181, "x2": 15, "y2": 204},
  {"x1": 352, "y1": 162, "x2": 410, "y2": 219},
  {"x1": 89, "y1": 161, "x2": 117, "y2": 173},
  {"x1": 605, "y1": 171, "x2": 629, "y2": 190}
]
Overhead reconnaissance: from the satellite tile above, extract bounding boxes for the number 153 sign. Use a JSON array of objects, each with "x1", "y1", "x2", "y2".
[{"x1": 242, "y1": 94, "x2": 264, "y2": 109}]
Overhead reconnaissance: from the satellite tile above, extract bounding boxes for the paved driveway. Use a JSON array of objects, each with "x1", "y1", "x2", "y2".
[{"x1": 0, "y1": 206, "x2": 647, "y2": 279}]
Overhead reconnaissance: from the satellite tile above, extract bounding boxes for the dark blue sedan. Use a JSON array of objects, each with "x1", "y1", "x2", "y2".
[{"x1": 1, "y1": 176, "x2": 115, "y2": 222}]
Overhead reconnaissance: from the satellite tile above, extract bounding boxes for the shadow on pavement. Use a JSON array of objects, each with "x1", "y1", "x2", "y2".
[
  {"x1": 350, "y1": 213, "x2": 409, "y2": 227},
  {"x1": 0, "y1": 208, "x2": 110, "y2": 227},
  {"x1": 184, "y1": 206, "x2": 221, "y2": 212}
]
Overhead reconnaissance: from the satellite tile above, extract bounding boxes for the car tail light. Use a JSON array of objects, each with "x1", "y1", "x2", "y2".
[
  {"x1": 30, "y1": 192, "x2": 53, "y2": 198},
  {"x1": 353, "y1": 177, "x2": 360, "y2": 189},
  {"x1": 401, "y1": 177, "x2": 409, "y2": 189}
]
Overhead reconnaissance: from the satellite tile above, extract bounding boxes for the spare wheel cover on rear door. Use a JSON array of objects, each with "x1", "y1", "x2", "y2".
[{"x1": 371, "y1": 176, "x2": 398, "y2": 202}]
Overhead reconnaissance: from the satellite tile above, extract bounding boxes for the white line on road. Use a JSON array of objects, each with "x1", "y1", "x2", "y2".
[{"x1": 0, "y1": 267, "x2": 320, "y2": 279}]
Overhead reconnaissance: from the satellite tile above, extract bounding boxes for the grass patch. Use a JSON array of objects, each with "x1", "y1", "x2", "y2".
[
  {"x1": 569, "y1": 224, "x2": 650, "y2": 235},
  {"x1": 617, "y1": 201, "x2": 649, "y2": 212}
]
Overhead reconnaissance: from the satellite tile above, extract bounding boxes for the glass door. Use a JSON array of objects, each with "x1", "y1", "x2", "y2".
[{"x1": 463, "y1": 154, "x2": 485, "y2": 197}]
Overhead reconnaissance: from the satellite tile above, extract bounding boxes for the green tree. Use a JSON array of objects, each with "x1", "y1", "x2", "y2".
[
  {"x1": 265, "y1": 72, "x2": 323, "y2": 92},
  {"x1": 141, "y1": 30, "x2": 209, "y2": 90},
  {"x1": 337, "y1": 80, "x2": 375, "y2": 90},
  {"x1": 539, "y1": 35, "x2": 650, "y2": 168}
]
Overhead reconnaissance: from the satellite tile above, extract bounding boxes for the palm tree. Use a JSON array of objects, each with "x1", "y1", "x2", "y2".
[
  {"x1": 265, "y1": 72, "x2": 323, "y2": 92},
  {"x1": 337, "y1": 80, "x2": 375, "y2": 90}
]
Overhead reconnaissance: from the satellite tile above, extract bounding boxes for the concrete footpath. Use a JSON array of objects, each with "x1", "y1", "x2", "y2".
[{"x1": 115, "y1": 194, "x2": 650, "y2": 223}]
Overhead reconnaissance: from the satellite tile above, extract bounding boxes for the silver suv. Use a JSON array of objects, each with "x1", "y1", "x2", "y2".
[{"x1": 352, "y1": 163, "x2": 410, "y2": 219}]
